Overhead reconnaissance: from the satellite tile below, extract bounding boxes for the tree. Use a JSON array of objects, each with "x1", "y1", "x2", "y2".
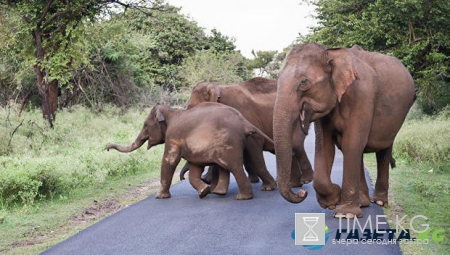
[
  {"x1": 0, "y1": 0, "x2": 158, "y2": 127},
  {"x1": 178, "y1": 49, "x2": 250, "y2": 87},
  {"x1": 305, "y1": 0, "x2": 450, "y2": 114},
  {"x1": 68, "y1": 4, "x2": 244, "y2": 107},
  {"x1": 246, "y1": 50, "x2": 278, "y2": 77},
  {"x1": 117, "y1": 5, "x2": 206, "y2": 90}
]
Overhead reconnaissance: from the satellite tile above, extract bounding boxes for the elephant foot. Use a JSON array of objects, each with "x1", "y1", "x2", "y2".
[
  {"x1": 316, "y1": 183, "x2": 341, "y2": 210},
  {"x1": 156, "y1": 191, "x2": 171, "y2": 199},
  {"x1": 333, "y1": 204, "x2": 363, "y2": 219},
  {"x1": 211, "y1": 186, "x2": 228, "y2": 195},
  {"x1": 248, "y1": 174, "x2": 260, "y2": 183},
  {"x1": 236, "y1": 192, "x2": 253, "y2": 200},
  {"x1": 198, "y1": 186, "x2": 211, "y2": 198},
  {"x1": 301, "y1": 168, "x2": 314, "y2": 184},
  {"x1": 370, "y1": 192, "x2": 388, "y2": 207},
  {"x1": 260, "y1": 182, "x2": 277, "y2": 191},
  {"x1": 359, "y1": 190, "x2": 370, "y2": 207}
]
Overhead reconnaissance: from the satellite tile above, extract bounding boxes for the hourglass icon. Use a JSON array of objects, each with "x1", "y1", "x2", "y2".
[{"x1": 302, "y1": 216, "x2": 319, "y2": 241}]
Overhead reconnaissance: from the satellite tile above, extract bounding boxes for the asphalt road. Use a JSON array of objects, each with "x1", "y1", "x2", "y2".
[{"x1": 43, "y1": 127, "x2": 402, "y2": 255}]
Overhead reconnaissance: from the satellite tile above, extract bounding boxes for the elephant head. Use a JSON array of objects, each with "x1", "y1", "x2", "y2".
[
  {"x1": 273, "y1": 43, "x2": 359, "y2": 203},
  {"x1": 186, "y1": 82, "x2": 220, "y2": 109},
  {"x1": 106, "y1": 105, "x2": 167, "y2": 152}
]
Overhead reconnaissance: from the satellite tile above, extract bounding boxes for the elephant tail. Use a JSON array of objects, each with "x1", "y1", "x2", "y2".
[
  {"x1": 179, "y1": 162, "x2": 190, "y2": 181},
  {"x1": 390, "y1": 156, "x2": 396, "y2": 169},
  {"x1": 244, "y1": 123, "x2": 274, "y2": 144}
]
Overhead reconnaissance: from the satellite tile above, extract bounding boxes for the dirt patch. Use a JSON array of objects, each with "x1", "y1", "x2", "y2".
[
  {"x1": 68, "y1": 199, "x2": 122, "y2": 225},
  {"x1": 13, "y1": 170, "x2": 183, "y2": 254},
  {"x1": 5, "y1": 178, "x2": 163, "y2": 254},
  {"x1": 65, "y1": 177, "x2": 164, "y2": 226}
]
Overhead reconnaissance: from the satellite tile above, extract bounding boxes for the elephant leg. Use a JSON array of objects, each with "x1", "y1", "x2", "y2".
[
  {"x1": 188, "y1": 164, "x2": 210, "y2": 198},
  {"x1": 201, "y1": 166, "x2": 213, "y2": 184},
  {"x1": 333, "y1": 129, "x2": 370, "y2": 219},
  {"x1": 243, "y1": 149, "x2": 260, "y2": 183},
  {"x1": 313, "y1": 121, "x2": 341, "y2": 210},
  {"x1": 209, "y1": 165, "x2": 219, "y2": 191},
  {"x1": 359, "y1": 155, "x2": 370, "y2": 207},
  {"x1": 226, "y1": 161, "x2": 253, "y2": 200},
  {"x1": 370, "y1": 146, "x2": 392, "y2": 206},
  {"x1": 244, "y1": 136, "x2": 277, "y2": 191},
  {"x1": 210, "y1": 165, "x2": 230, "y2": 195},
  {"x1": 156, "y1": 146, "x2": 182, "y2": 199}
]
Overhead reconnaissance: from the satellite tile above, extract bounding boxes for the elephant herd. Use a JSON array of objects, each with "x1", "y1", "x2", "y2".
[{"x1": 106, "y1": 43, "x2": 416, "y2": 219}]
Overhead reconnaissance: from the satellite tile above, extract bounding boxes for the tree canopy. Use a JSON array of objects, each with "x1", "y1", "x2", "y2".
[
  {"x1": 304, "y1": 0, "x2": 450, "y2": 114},
  {"x1": 0, "y1": 0, "x2": 249, "y2": 121}
]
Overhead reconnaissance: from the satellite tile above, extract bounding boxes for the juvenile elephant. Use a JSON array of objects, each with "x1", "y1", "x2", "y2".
[
  {"x1": 106, "y1": 102, "x2": 275, "y2": 200},
  {"x1": 273, "y1": 43, "x2": 415, "y2": 218},
  {"x1": 182, "y1": 77, "x2": 313, "y2": 188}
]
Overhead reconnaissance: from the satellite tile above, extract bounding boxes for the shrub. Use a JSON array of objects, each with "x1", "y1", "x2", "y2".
[
  {"x1": 394, "y1": 112, "x2": 450, "y2": 172},
  {"x1": 0, "y1": 104, "x2": 163, "y2": 208}
]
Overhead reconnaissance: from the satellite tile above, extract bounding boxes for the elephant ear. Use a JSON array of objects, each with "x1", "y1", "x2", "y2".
[
  {"x1": 326, "y1": 48, "x2": 359, "y2": 102},
  {"x1": 155, "y1": 107, "x2": 165, "y2": 122},
  {"x1": 205, "y1": 83, "x2": 221, "y2": 102}
]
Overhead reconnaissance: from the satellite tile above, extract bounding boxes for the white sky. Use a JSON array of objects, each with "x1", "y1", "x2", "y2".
[{"x1": 166, "y1": 0, "x2": 317, "y2": 58}]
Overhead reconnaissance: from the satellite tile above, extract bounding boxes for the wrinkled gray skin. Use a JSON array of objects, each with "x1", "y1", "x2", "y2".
[
  {"x1": 273, "y1": 43, "x2": 415, "y2": 218},
  {"x1": 181, "y1": 77, "x2": 313, "y2": 191},
  {"x1": 106, "y1": 102, "x2": 275, "y2": 200}
]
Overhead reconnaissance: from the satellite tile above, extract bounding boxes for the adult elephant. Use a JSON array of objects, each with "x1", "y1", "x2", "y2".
[
  {"x1": 186, "y1": 77, "x2": 313, "y2": 188},
  {"x1": 273, "y1": 43, "x2": 415, "y2": 218}
]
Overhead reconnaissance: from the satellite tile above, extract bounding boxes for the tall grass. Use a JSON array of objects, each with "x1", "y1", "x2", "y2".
[
  {"x1": 0, "y1": 104, "x2": 164, "y2": 208},
  {"x1": 394, "y1": 105, "x2": 450, "y2": 172},
  {"x1": 385, "y1": 104, "x2": 450, "y2": 254}
]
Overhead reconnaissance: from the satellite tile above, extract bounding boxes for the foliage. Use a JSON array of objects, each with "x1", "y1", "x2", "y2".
[
  {"x1": 0, "y1": 103, "x2": 164, "y2": 208},
  {"x1": 246, "y1": 50, "x2": 278, "y2": 77},
  {"x1": 0, "y1": 1, "x2": 246, "y2": 111},
  {"x1": 178, "y1": 49, "x2": 250, "y2": 88},
  {"x1": 0, "y1": 0, "x2": 146, "y2": 125},
  {"x1": 113, "y1": 5, "x2": 205, "y2": 90},
  {"x1": 304, "y1": 0, "x2": 450, "y2": 114},
  {"x1": 393, "y1": 105, "x2": 450, "y2": 172}
]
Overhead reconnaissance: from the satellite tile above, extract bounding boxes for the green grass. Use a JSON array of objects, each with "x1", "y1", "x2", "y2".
[
  {"x1": 0, "y1": 104, "x2": 165, "y2": 254},
  {"x1": 365, "y1": 106, "x2": 450, "y2": 255}
]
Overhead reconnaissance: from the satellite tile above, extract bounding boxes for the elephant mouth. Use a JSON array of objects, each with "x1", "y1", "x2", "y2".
[{"x1": 299, "y1": 102, "x2": 312, "y2": 135}]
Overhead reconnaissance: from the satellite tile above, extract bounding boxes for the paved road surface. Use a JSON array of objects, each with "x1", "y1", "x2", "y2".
[{"x1": 43, "y1": 128, "x2": 401, "y2": 255}]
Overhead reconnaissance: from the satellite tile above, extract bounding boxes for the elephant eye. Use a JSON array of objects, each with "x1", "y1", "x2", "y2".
[{"x1": 298, "y1": 77, "x2": 311, "y2": 91}]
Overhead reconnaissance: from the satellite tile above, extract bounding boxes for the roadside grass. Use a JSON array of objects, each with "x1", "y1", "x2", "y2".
[
  {"x1": 365, "y1": 105, "x2": 450, "y2": 255},
  {"x1": 0, "y1": 104, "x2": 165, "y2": 254}
]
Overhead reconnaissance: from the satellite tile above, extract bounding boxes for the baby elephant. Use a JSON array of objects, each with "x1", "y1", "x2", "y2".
[{"x1": 106, "y1": 102, "x2": 275, "y2": 200}]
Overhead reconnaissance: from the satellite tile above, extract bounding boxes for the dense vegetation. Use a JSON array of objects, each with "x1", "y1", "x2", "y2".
[
  {"x1": 0, "y1": 0, "x2": 259, "y2": 119},
  {"x1": 0, "y1": 0, "x2": 449, "y2": 254},
  {"x1": 0, "y1": 104, "x2": 163, "y2": 207}
]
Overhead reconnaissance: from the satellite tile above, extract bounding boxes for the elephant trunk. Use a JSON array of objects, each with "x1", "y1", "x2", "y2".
[
  {"x1": 273, "y1": 94, "x2": 307, "y2": 203},
  {"x1": 106, "y1": 130, "x2": 147, "y2": 153}
]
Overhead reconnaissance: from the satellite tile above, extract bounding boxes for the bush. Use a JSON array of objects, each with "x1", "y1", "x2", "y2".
[
  {"x1": 394, "y1": 109, "x2": 450, "y2": 172},
  {"x1": 178, "y1": 49, "x2": 250, "y2": 87},
  {"x1": 0, "y1": 104, "x2": 163, "y2": 208}
]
